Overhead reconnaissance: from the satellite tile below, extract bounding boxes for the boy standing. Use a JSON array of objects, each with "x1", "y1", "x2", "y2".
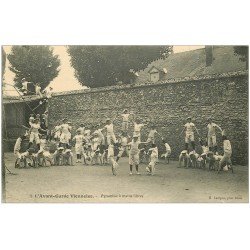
[
  {"x1": 218, "y1": 135, "x2": 233, "y2": 173},
  {"x1": 146, "y1": 143, "x2": 158, "y2": 175},
  {"x1": 72, "y1": 129, "x2": 85, "y2": 163},
  {"x1": 128, "y1": 135, "x2": 147, "y2": 175},
  {"x1": 28, "y1": 118, "x2": 45, "y2": 150},
  {"x1": 121, "y1": 109, "x2": 131, "y2": 132},
  {"x1": 14, "y1": 134, "x2": 26, "y2": 167},
  {"x1": 102, "y1": 118, "x2": 117, "y2": 145},
  {"x1": 161, "y1": 138, "x2": 171, "y2": 164},
  {"x1": 180, "y1": 117, "x2": 200, "y2": 152},
  {"x1": 59, "y1": 118, "x2": 71, "y2": 149},
  {"x1": 78, "y1": 124, "x2": 85, "y2": 135},
  {"x1": 116, "y1": 132, "x2": 129, "y2": 162},
  {"x1": 133, "y1": 118, "x2": 145, "y2": 142},
  {"x1": 146, "y1": 125, "x2": 162, "y2": 144},
  {"x1": 207, "y1": 117, "x2": 223, "y2": 153}
]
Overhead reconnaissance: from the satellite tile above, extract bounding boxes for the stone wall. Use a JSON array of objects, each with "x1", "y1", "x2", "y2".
[{"x1": 48, "y1": 71, "x2": 248, "y2": 165}]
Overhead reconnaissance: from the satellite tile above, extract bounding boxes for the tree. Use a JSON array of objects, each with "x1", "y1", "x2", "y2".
[
  {"x1": 2, "y1": 47, "x2": 6, "y2": 77},
  {"x1": 233, "y1": 46, "x2": 249, "y2": 69},
  {"x1": 7, "y1": 46, "x2": 60, "y2": 94},
  {"x1": 67, "y1": 46, "x2": 173, "y2": 88}
]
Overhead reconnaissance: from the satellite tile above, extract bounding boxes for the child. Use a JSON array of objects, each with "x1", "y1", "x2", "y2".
[
  {"x1": 180, "y1": 117, "x2": 200, "y2": 152},
  {"x1": 43, "y1": 86, "x2": 53, "y2": 99},
  {"x1": 59, "y1": 118, "x2": 71, "y2": 149},
  {"x1": 207, "y1": 117, "x2": 223, "y2": 153},
  {"x1": 146, "y1": 143, "x2": 158, "y2": 175},
  {"x1": 21, "y1": 78, "x2": 29, "y2": 95},
  {"x1": 102, "y1": 118, "x2": 117, "y2": 145},
  {"x1": 20, "y1": 148, "x2": 36, "y2": 168},
  {"x1": 84, "y1": 127, "x2": 92, "y2": 144},
  {"x1": 63, "y1": 149, "x2": 74, "y2": 166},
  {"x1": 53, "y1": 147, "x2": 65, "y2": 166},
  {"x1": 14, "y1": 134, "x2": 26, "y2": 168},
  {"x1": 77, "y1": 123, "x2": 85, "y2": 135},
  {"x1": 29, "y1": 114, "x2": 35, "y2": 125},
  {"x1": 40, "y1": 134, "x2": 47, "y2": 151},
  {"x1": 107, "y1": 141, "x2": 119, "y2": 176},
  {"x1": 218, "y1": 135, "x2": 233, "y2": 173},
  {"x1": 133, "y1": 118, "x2": 145, "y2": 142},
  {"x1": 72, "y1": 129, "x2": 85, "y2": 163},
  {"x1": 91, "y1": 133, "x2": 101, "y2": 165},
  {"x1": 178, "y1": 150, "x2": 190, "y2": 168},
  {"x1": 128, "y1": 135, "x2": 147, "y2": 175},
  {"x1": 161, "y1": 138, "x2": 171, "y2": 164},
  {"x1": 35, "y1": 83, "x2": 43, "y2": 97},
  {"x1": 146, "y1": 125, "x2": 162, "y2": 144},
  {"x1": 116, "y1": 132, "x2": 129, "y2": 162},
  {"x1": 189, "y1": 151, "x2": 199, "y2": 168},
  {"x1": 53, "y1": 123, "x2": 61, "y2": 142},
  {"x1": 28, "y1": 118, "x2": 45, "y2": 150},
  {"x1": 93, "y1": 124, "x2": 105, "y2": 145},
  {"x1": 121, "y1": 109, "x2": 131, "y2": 132},
  {"x1": 36, "y1": 114, "x2": 41, "y2": 124}
]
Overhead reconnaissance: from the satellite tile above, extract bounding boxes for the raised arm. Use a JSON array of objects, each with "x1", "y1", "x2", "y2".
[{"x1": 215, "y1": 123, "x2": 223, "y2": 132}]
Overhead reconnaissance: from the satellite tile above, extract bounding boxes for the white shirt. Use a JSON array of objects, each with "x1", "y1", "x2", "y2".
[
  {"x1": 84, "y1": 129, "x2": 91, "y2": 136},
  {"x1": 14, "y1": 138, "x2": 22, "y2": 152},
  {"x1": 73, "y1": 134, "x2": 84, "y2": 144},
  {"x1": 207, "y1": 123, "x2": 220, "y2": 136},
  {"x1": 35, "y1": 85, "x2": 42, "y2": 95},
  {"x1": 45, "y1": 88, "x2": 52, "y2": 98},
  {"x1": 105, "y1": 124, "x2": 114, "y2": 134},
  {"x1": 121, "y1": 113, "x2": 130, "y2": 122},
  {"x1": 22, "y1": 81, "x2": 28, "y2": 90},
  {"x1": 148, "y1": 129, "x2": 157, "y2": 138},
  {"x1": 92, "y1": 137, "x2": 100, "y2": 151},
  {"x1": 30, "y1": 123, "x2": 40, "y2": 133},
  {"x1": 150, "y1": 147, "x2": 158, "y2": 158},
  {"x1": 94, "y1": 129, "x2": 104, "y2": 139},
  {"x1": 164, "y1": 143, "x2": 171, "y2": 151},
  {"x1": 202, "y1": 145, "x2": 209, "y2": 154},
  {"x1": 55, "y1": 125, "x2": 61, "y2": 132},
  {"x1": 184, "y1": 122, "x2": 195, "y2": 134},
  {"x1": 129, "y1": 140, "x2": 140, "y2": 154},
  {"x1": 78, "y1": 127, "x2": 85, "y2": 135},
  {"x1": 60, "y1": 123, "x2": 70, "y2": 134},
  {"x1": 40, "y1": 139, "x2": 47, "y2": 150},
  {"x1": 120, "y1": 137, "x2": 128, "y2": 146},
  {"x1": 134, "y1": 123, "x2": 144, "y2": 133},
  {"x1": 223, "y1": 140, "x2": 232, "y2": 154}
]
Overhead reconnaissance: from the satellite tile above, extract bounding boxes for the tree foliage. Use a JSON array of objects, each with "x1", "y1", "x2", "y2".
[
  {"x1": 7, "y1": 46, "x2": 60, "y2": 93},
  {"x1": 67, "y1": 46, "x2": 173, "y2": 88},
  {"x1": 233, "y1": 46, "x2": 249, "y2": 69},
  {"x1": 2, "y1": 47, "x2": 6, "y2": 78}
]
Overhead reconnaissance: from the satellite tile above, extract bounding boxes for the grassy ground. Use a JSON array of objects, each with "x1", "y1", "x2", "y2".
[{"x1": 3, "y1": 152, "x2": 248, "y2": 203}]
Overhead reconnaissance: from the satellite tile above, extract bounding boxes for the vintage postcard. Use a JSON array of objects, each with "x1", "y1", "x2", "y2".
[{"x1": 1, "y1": 45, "x2": 248, "y2": 203}]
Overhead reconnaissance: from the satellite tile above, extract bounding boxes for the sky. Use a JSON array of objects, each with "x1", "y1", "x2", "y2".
[{"x1": 2, "y1": 45, "x2": 204, "y2": 96}]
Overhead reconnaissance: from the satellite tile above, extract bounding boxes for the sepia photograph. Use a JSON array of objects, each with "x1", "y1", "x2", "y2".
[{"x1": 1, "y1": 45, "x2": 249, "y2": 203}]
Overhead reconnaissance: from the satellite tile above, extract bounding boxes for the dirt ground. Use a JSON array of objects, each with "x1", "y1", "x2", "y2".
[{"x1": 3, "y1": 152, "x2": 249, "y2": 203}]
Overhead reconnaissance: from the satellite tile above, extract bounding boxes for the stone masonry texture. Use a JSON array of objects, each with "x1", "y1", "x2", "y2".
[{"x1": 48, "y1": 71, "x2": 248, "y2": 165}]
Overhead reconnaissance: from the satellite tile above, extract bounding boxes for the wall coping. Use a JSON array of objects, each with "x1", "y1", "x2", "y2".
[{"x1": 53, "y1": 70, "x2": 248, "y2": 97}]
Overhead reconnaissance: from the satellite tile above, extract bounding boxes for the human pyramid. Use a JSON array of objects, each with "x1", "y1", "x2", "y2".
[{"x1": 14, "y1": 109, "x2": 233, "y2": 175}]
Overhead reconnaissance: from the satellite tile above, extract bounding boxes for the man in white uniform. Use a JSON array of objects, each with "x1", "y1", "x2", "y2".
[
  {"x1": 180, "y1": 117, "x2": 200, "y2": 152},
  {"x1": 207, "y1": 117, "x2": 223, "y2": 153},
  {"x1": 59, "y1": 118, "x2": 71, "y2": 148},
  {"x1": 102, "y1": 118, "x2": 117, "y2": 145},
  {"x1": 28, "y1": 118, "x2": 46, "y2": 150}
]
